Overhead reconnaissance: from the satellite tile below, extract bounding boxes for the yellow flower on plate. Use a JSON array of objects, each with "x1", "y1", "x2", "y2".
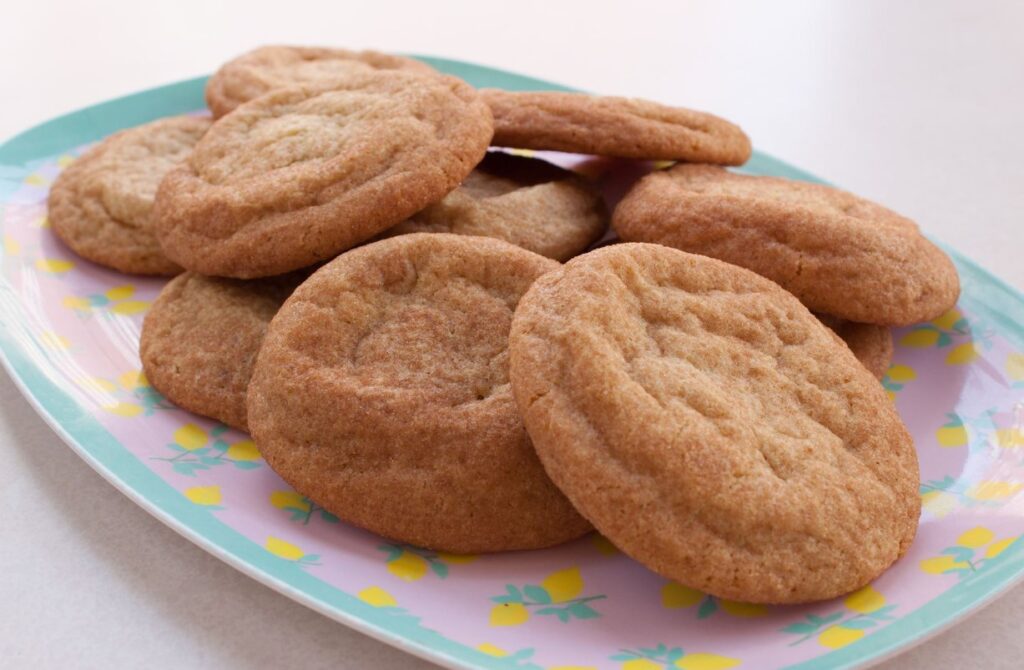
[
  {"x1": 184, "y1": 485, "x2": 222, "y2": 506},
  {"x1": 476, "y1": 643, "x2": 507, "y2": 657},
  {"x1": 105, "y1": 285, "x2": 135, "y2": 301},
  {"x1": 675, "y1": 653, "x2": 741, "y2": 670},
  {"x1": 118, "y1": 370, "x2": 148, "y2": 390},
  {"x1": 174, "y1": 424, "x2": 208, "y2": 450},
  {"x1": 62, "y1": 296, "x2": 91, "y2": 310},
  {"x1": 387, "y1": 551, "x2": 429, "y2": 582},
  {"x1": 995, "y1": 428, "x2": 1024, "y2": 448},
  {"x1": 39, "y1": 331, "x2": 70, "y2": 350},
  {"x1": 80, "y1": 376, "x2": 116, "y2": 393},
  {"x1": 35, "y1": 258, "x2": 74, "y2": 273},
  {"x1": 986, "y1": 537, "x2": 1017, "y2": 559},
  {"x1": 930, "y1": 308, "x2": 962, "y2": 330},
  {"x1": 967, "y1": 481, "x2": 1023, "y2": 501},
  {"x1": 621, "y1": 660, "x2": 660, "y2": 670},
  {"x1": 945, "y1": 342, "x2": 980, "y2": 365},
  {"x1": 920, "y1": 555, "x2": 969, "y2": 575},
  {"x1": 818, "y1": 626, "x2": 864, "y2": 649},
  {"x1": 110, "y1": 300, "x2": 149, "y2": 316},
  {"x1": 437, "y1": 552, "x2": 477, "y2": 564},
  {"x1": 226, "y1": 439, "x2": 260, "y2": 461},
  {"x1": 489, "y1": 602, "x2": 529, "y2": 626},
  {"x1": 542, "y1": 567, "x2": 583, "y2": 603},
  {"x1": 103, "y1": 402, "x2": 143, "y2": 417},
  {"x1": 885, "y1": 364, "x2": 916, "y2": 383},
  {"x1": 661, "y1": 581, "x2": 703, "y2": 608},
  {"x1": 900, "y1": 330, "x2": 939, "y2": 348},
  {"x1": 270, "y1": 491, "x2": 310, "y2": 513},
  {"x1": 935, "y1": 421, "x2": 968, "y2": 448},
  {"x1": 358, "y1": 586, "x2": 397, "y2": 608},
  {"x1": 958, "y1": 527, "x2": 995, "y2": 548},
  {"x1": 265, "y1": 536, "x2": 304, "y2": 561},
  {"x1": 920, "y1": 490, "x2": 958, "y2": 517},
  {"x1": 844, "y1": 585, "x2": 885, "y2": 614},
  {"x1": 1006, "y1": 353, "x2": 1024, "y2": 381},
  {"x1": 720, "y1": 600, "x2": 767, "y2": 618}
]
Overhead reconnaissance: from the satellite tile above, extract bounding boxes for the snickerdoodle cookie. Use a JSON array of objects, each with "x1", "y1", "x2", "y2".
[
  {"x1": 48, "y1": 115, "x2": 210, "y2": 275},
  {"x1": 480, "y1": 89, "x2": 751, "y2": 164},
  {"x1": 247, "y1": 233, "x2": 591, "y2": 552},
  {"x1": 382, "y1": 151, "x2": 607, "y2": 260},
  {"x1": 612, "y1": 165, "x2": 959, "y2": 325},
  {"x1": 509, "y1": 243, "x2": 919, "y2": 603},
  {"x1": 155, "y1": 70, "x2": 493, "y2": 278},
  {"x1": 205, "y1": 45, "x2": 435, "y2": 119},
  {"x1": 140, "y1": 271, "x2": 303, "y2": 431},
  {"x1": 818, "y1": 315, "x2": 893, "y2": 380}
]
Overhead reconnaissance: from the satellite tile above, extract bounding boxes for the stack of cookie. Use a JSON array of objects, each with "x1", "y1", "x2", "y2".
[{"x1": 47, "y1": 45, "x2": 958, "y2": 605}]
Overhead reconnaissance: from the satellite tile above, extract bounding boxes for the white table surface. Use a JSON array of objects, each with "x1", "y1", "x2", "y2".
[{"x1": 2, "y1": 1, "x2": 1023, "y2": 667}]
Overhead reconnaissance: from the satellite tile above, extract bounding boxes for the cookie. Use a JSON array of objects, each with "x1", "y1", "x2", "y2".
[
  {"x1": 205, "y1": 45, "x2": 436, "y2": 119},
  {"x1": 382, "y1": 151, "x2": 608, "y2": 261},
  {"x1": 140, "y1": 271, "x2": 303, "y2": 431},
  {"x1": 48, "y1": 115, "x2": 210, "y2": 275},
  {"x1": 480, "y1": 89, "x2": 751, "y2": 164},
  {"x1": 247, "y1": 233, "x2": 591, "y2": 552},
  {"x1": 818, "y1": 315, "x2": 893, "y2": 380},
  {"x1": 155, "y1": 70, "x2": 493, "y2": 278},
  {"x1": 509, "y1": 243, "x2": 919, "y2": 603},
  {"x1": 613, "y1": 165, "x2": 960, "y2": 326}
]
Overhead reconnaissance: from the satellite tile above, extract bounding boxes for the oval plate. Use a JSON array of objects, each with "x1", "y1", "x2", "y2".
[{"x1": 2, "y1": 57, "x2": 1024, "y2": 670}]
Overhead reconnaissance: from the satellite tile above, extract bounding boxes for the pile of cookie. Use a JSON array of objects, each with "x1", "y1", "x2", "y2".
[{"x1": 48, "y1": 46, "x2": 958, "y2": 605}]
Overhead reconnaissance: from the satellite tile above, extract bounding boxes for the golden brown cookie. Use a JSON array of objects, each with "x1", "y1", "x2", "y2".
[
  {"x1": 205, "y1": 45, "x2": 436, "y2": 119},
  {"x1": 155, "y1": 70, "x2": 493, "y2": 278},
  {"x1": 381, "y1": 151, "x2": 608, "y2": 261},
  {"x1": 613, "y1": 165, "x2": 959, "y2": 326},
  {"x1": 509, "y1": 243, "x2": 919, "y2": 604},
  {"x1": 247, "y1": 233, "x2": 591, "y2": 553},
  {"x1": 480, "y1": 89, "x2": 751, "y2": 164},
  {"x1": 817, "y1": 315, "x2": 893, "y2": 380},
  {"x1": 48, "y1": 115, "x2": 210, "y2": 275},
  {"x1": 140, "y1": 271, "x2": 303, "y2": 431}
]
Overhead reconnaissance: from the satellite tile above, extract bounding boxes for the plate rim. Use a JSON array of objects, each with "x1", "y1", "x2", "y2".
[{"x1": 2, "y1": 57, "x2": 1024, "y2": 670}]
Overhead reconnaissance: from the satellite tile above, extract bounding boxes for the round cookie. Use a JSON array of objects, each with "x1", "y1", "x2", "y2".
[
  {"x1": 155, "y1": 70, "x2": 493, "y2": 278},
  {"x1": 612, "y1": 164, "x2": 960, "y2": 326},
  {"x1": 205, "y1": 45, "x2": 436, "y2": 119},
  {"x1": 382, "y1": 151, "x2": 608, "y2": 261},
  {"x1": 480, "y1": 89, "x2": 751, "y2": 164},
  {"x1": 140, "y1": 271, "x2": 304, "y2": 431},
  {"x1": 48, "y1": 115, "x2": 210, "y2": 275},
  {"x1": 247, "y1": 233, "x2": 591, "y2": 553},
  {"x1": 818, "y1": 315, "x2": 893, "y2": 380},
  {"x1": 509, "y1": 243, "x2": 919, "y2": 604}
]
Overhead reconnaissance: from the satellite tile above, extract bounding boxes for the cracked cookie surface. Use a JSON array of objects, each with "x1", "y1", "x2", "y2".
[
  {"x1": 155, "y1": 70, "x2": 493, "y2": 278},
  {"x1": 481, "y1": 89, "x2": 751, "y2": 164},
  {"x1": 509, "y1": 243, "x2": 919, "y2": 603},
  {"x1": 48, "y1": 115, "x2": 210, "y2": 275},
  {"x1": 382, "y1": 151, "x2": 607, "y2": 260},
  {"x1": 247, "y1": 233, "x2": 591, "y2": 553},
  {"x1": 205, "y1": 45, "x2": 435, "y2": 119},
  {"x1": 613, "y1": 164, "x2": 959, "y2": 325},
  {"x1": 140, "y1": 271, "x2": 304, "y2": 431}
]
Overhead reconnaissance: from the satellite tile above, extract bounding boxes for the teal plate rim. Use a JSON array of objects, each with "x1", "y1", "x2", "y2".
[{"x1": 2, "y1": 55, "x2": 1024, "y2": 670}]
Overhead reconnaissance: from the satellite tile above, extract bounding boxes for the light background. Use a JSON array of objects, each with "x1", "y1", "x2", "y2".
[{"x1": 2, "y1": 1, "x2": 1022, "y2": 667}]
